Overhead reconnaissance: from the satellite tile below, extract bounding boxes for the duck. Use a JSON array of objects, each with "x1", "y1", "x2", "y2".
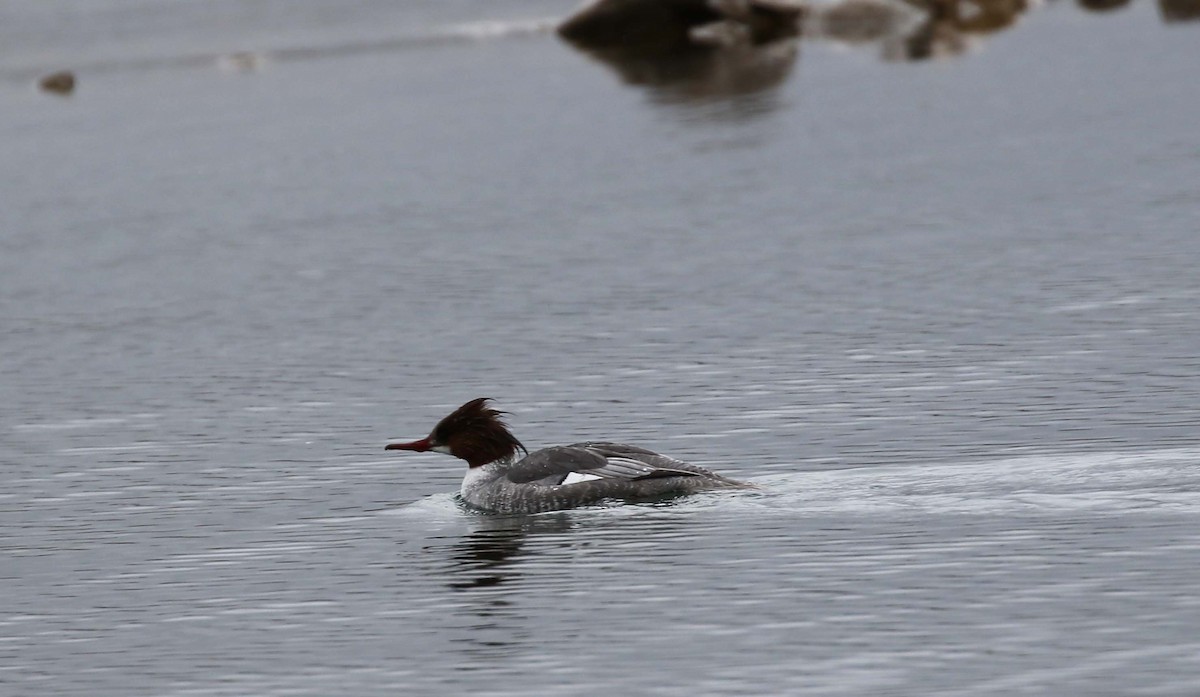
[{"x1": 386, "y1": 398, "x2": 754, "y2": 513}]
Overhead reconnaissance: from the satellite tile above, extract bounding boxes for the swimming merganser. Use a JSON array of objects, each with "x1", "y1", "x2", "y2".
[{"x1": 385, "y1": 398, "x2": 754, "y2": 513}]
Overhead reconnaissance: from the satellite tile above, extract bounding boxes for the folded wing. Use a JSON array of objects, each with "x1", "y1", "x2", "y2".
[{"x1": 506, "y1": 441, "x2": 725, "y2": 485}]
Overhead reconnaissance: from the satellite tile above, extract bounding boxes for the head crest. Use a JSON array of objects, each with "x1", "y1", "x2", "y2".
[{"x1": 433, "y1": 398, "x2": 526, "y2": 467}]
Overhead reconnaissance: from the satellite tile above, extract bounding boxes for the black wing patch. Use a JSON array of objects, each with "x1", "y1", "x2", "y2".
[
  {"x1": 504, "y1": 446, "x2": 609, "y2": 484},
  {"x1": 506, "y1": 442, "x2": 718, "y2": 485}
]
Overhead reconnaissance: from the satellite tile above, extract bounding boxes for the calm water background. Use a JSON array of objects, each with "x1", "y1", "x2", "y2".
[{"x1": 3, "y1": 0, "x2": 1200, "y2": 694}]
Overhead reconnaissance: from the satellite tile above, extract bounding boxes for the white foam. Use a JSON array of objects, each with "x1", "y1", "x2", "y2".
[
  {"x1": 442, "y1": 18, "x2": 556, "y2": 40},
  {"x1": 14, "y1": 418, "x2": 127, "y2": 431},
  {"x1": 748, "y1": 447, "x2": 1200, "y2": 517}
]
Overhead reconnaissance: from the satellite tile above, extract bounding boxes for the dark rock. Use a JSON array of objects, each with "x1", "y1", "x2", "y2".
[
  {"x1": 559, "y1": 0, "x2": 725, "y2": 52},
  {"x1": 558, "y1": 0, "x2": 804, "y2": 52},
  {"x1": 39, "y1": 70, "x2": 76, "y2": 95},
  {"x1": 1158, "y1": 0, "x2": 1200, "y2": 21},
  {"x1": 1076, "y1": 0, "x2": 1130, "y2": 10}
]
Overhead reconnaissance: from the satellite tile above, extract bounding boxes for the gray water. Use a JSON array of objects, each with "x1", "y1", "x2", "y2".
[{"x1": 4, "y1": 1, "x2": 1200, "y2": 694}]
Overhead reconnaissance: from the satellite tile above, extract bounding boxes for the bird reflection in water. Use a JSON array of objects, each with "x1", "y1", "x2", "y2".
[
  {"x1": 445, "y1": 513, "x2": 574, "y2": 591},
  {"x1": 439, "y1": 513, "x2": 575, "y2": 665}
]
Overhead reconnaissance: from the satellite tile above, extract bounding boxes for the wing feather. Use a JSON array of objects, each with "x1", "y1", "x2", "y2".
[
  {"x1": 505, "y1": 442, "x2": 721, "y2": 485},
  {"x1": 504, "y1": 446, "x2": 609, "y2": 484}
]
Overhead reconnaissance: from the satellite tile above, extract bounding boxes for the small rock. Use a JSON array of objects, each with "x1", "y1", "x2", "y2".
[
  {"x1": 218, "y1": 51, "x2": 267, "y2": 73},
  {"x1": 39, "y1": 70, "x2": 76, "y2": 95},
  {"x1": 1159, "y1": 0, "x2": 1200, "y2": 22}
]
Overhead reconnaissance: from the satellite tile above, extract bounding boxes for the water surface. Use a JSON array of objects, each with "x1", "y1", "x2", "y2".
[{"x1": 3, "y1": 1, "x2": 1200, "y2": 694}]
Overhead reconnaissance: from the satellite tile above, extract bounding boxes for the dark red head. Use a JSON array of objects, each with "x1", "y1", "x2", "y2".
[{"x1": 385, "y1": 398, "x2": 527, "y2": 468}]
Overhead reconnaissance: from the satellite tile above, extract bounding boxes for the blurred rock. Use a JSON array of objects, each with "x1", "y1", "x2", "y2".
[
  {"x1": 906, "y1": 0, "x2": 1027, "y2": 33},
  {"x1": 554, "y1": 0, "x2": 801, "y2": 103},
  {"x1": 1076, "y1": 0, "x2": 1130, "y2": 11},
  {"x1": 39, "y1": 70, "x2": 76, "y2": 95},
  {"x1": 217, "y1": 51, "x2": 268, "y2": 73},
  {"x1": 558, "y1": 0, "x2": 804, "y2": 104},
  {"x1": 1159, "y1": 0, "x2": 1200, "y2": 22},
  {"x1": 560, "y1": 0, "x2": 722, "y2": 52},
  {"x1": 558, "y1": 0, "x2": 804, "y2": 52},
  {"x1": 812, "y1": 0, "x2": 923, "y2": 44},
  {"x1": 712, "y1": 0, "x2": 807, "y2": 43},
  {"x1": 876, "y1": 0, "x2": 1028, "y2": 60}
]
